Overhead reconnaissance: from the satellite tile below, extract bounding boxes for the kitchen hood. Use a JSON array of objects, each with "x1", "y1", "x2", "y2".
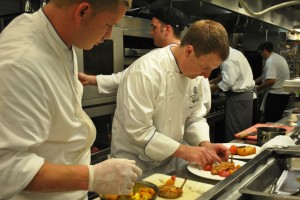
[{"x1": 128, "y1": 0, "x2": 300, "y2": 33}]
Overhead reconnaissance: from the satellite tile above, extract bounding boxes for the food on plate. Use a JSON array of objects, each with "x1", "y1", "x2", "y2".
[
  {"x1": 103, "y1": 194, "x2": 119, "y2": 200},
  {"x1": 203, "y1": 160, "x2": 241, "y2": 177},
  {"x1": 203, "y1": 164, "x2": 212, "y2": 171},
  {"x1": 102, "y1": 182, "x2": 157, "y2": 200},
  {"x1": 229, "y1": 145, "x2": 256, "y2": 156},
  {"x1": 158, "y1": 176, "x2": 187, "y2": 199},
  {"x1": 236, "y1": 145, "x2": 256, "y2": 156},
  {"x1": 131, "y1": 187, "x2": 156, "y2": 200},
  {"x1": 229, "y1": 145, "x2": 237, "y2": 155}
]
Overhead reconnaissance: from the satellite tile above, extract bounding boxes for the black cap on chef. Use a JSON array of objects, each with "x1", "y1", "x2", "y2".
[
  {"x1": 257, "y1": 41, "x2": 274, "y2": 52},
  {"x1": 151, "y1": 7, "x2": 187, "y2": 32}
]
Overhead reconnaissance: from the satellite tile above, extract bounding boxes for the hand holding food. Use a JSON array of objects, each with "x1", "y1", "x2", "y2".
[{"x1": 88, "y1": 158, "x2": 142, "y2": 195}]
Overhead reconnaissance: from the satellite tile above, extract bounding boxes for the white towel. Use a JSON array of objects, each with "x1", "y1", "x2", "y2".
[{"x1": 261, "y1": 135, "x2": 296, "y2": 152}]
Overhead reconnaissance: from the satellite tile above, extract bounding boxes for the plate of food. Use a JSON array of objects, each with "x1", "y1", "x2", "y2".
[
  {"x1": 99, "y1": 181, "x2": 159, "y2": 200},
  {"x1": 187, "y1": 159, "x2": 246, "y2": 181},
  {"x1": 222, "y1": 143, "x2": 261, "y2": 159}
]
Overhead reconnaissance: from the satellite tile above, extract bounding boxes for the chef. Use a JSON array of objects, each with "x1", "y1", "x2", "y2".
[
  {"x1": 256, "y1": 42, "x2": 290, "y2": 122},
  {"x1": 111, "y1": 20, "x2": 231, "y2": 178},
  {"x1": 78, "y1": 7, "x2": 212, "y2": 119},
  {"x1": 0, "y1": 1, "x2": 141, "y2": 199},
  {"x1": 210, "y1": 47, "x2": 255, "y2": 142}
]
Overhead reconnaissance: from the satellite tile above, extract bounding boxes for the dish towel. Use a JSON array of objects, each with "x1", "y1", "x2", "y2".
[{"x1": 261, "y1": 135, "x2": 296, "y2": 152}]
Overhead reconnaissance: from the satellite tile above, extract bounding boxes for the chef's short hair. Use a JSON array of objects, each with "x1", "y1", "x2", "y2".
[
  {"x1": 50, "y1": 0, "x2": 132, "y2": 11},
  {"x1": 181, "y1": 19, "x2": 229, "y2": 61}
]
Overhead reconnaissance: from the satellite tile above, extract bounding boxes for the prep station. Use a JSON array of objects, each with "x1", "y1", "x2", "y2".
[
  {"x1": 81, "y1": 1, "x2": 300, "y2": 199},
  {"x1": 1, "y1": 0, "x2": 300, "y2": 200},
  {"x1": 177, "y1": 115, "x2": 300, "y2": 200},
  {"x1": 88, "y1": 114, "x2": 300, "y2": 200}
]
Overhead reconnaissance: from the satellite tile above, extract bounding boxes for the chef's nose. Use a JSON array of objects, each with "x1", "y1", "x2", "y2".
[{"x1": 201, "y1": 69, "x2": 213, "y2": 78}]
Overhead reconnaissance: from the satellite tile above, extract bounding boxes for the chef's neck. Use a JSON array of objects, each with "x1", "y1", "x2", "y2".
[{"x1": 161, "y1": 38, "x2": 181, "y2": 48}]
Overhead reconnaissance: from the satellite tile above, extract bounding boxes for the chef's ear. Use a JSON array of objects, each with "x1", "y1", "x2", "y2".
[
  {"x1": 80, "y1": 7, "x2": 88, "y2": 17},
  {"x1": 185, "y1": 45, "x2": 194, "y2": 57},
  {"x1": 75, "y1": 3, "x2": 90, "y2": 20}
]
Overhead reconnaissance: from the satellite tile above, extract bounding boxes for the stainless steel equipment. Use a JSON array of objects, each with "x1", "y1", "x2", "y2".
[
  {"x1": 257, "y1": 127, "x2": 287, "y2": 146},
  {"x1": 198, "y1": 145, "x2": 300, "y2": 200},
  {"x1": 207, "y1": 95, "x2": 226, "y2": 143},
  {"x1": 74, "y1": 27, "x2": 124, "y2": 117}
]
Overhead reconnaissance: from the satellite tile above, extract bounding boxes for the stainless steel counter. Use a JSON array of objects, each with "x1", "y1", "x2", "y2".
[
  {"x1": 171, "y1": 114, "x2": 300, "y2": 200},
  {"x1": 89, "y1": 114, "x2": 300, "y2": 200}
]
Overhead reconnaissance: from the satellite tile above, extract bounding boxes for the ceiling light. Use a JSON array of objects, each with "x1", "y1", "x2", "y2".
[{"x1": 293, "y1": 25, "x2": 300, "y2": 32}]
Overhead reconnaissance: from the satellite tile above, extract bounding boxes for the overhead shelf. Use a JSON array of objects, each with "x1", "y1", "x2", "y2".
[{"x1": 283, "y1": 78, "x2": 300, "y2": 92}]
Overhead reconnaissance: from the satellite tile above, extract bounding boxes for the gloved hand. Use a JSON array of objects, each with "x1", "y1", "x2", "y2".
[{"x1": 88, "y1": 158, "x2": 142, "y2": 195}]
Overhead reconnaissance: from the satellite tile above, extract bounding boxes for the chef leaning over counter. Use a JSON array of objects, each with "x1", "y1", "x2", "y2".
[
  {"x1": 111, "y1": 19, "x2": 231, "y2": 178},
  {"x1": 0, "y1": 0, "x2": 143, "y2": 200}
]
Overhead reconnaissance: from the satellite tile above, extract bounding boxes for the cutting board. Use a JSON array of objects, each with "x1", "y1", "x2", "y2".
[
  {"x1": 234, "y1": 123, "x2": 294, "y2": 140},
  {"x1": 143, "y1": 174, "x2": 214, "y2": 200}
]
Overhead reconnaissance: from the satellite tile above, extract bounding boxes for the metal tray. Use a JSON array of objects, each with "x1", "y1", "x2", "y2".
[{"x1": 239, "y1": 156, "x2": 300, "y2": 200}]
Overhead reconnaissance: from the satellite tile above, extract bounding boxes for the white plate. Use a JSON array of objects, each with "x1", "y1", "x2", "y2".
[
  {"x1": 222, "y1": 143, "x2": 261, "y2": 159},
  {"x1": 187, "y1": 160, "x2": 246, "y2": 181}
]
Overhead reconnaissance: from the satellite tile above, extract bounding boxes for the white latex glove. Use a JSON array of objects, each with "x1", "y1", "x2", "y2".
[{"x1": 88, "y1": 158, "x2": 142, "y2": 195}]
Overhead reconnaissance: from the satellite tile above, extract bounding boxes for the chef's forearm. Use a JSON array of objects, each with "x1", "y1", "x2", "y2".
[{"x1": 24, "y1": 162, "x2": 89, "y2": 192}]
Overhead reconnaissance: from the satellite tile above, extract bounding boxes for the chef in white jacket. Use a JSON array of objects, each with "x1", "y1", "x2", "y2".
[
  {"x1": 111, "y1": 20, "x2": 231, "y2": 177},
  {"x1": 0, "y1": 1, "x2": 142, "y2": 200},
  {"x1": 78, "y1": 7, "x2": 211, "y2": 116}
]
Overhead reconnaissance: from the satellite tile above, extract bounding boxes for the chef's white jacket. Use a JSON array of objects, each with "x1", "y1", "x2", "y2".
[
  {"x1": 218, "y1": 47, "x2": 255, "y2": 93},
  {"x1": 96, "y1": 56, "x2": 211, "y2": 115},
  {"x1": 111, "y1": 45, "x2": 210, "y2": 175},
  {"x1": 0, "y1": 9, "x2": 95, "y2": 200}
]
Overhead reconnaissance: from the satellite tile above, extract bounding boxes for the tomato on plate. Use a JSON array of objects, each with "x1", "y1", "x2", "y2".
[
  {"x1": 218, "y1": 170, "x2": 230, "y2": 177},
  {"x1": 203, "y1": 164, "x2": 212, "y2": 171},
  {"x1": 229, "y1": 145, "x2": 237, "y2": 155},
  {"x1": 171, "y1": 175, "x2": 176, "y2": 182}
]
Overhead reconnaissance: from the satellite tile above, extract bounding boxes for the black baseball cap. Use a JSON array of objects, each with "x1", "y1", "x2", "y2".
[
  {"x1": 151, "y1": 7, "x2": 187, "y2": 32},
  {"x1": 257, "y1": 42, "x2": 274, "y2": 52}
]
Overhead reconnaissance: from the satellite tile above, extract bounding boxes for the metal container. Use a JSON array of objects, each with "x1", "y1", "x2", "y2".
[
  {"x1": 257, "y1": 127, "x2": 286, "y2": 146},
  {"x1": 239, "y1": 156, "x2": 300, "y2": 199},
  {"x1": 198, "y1": 146, "x2": 300, "y2": 200}
]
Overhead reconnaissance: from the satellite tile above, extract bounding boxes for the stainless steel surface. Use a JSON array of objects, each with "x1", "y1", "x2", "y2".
[
  {"x1": 196, "y1": 147, "x2": 300, "y2": 200},
  {"x1": 239, "y1": 153, "x2": 300, "y2": 200},
  {"x1": 285, "y1": 157, "x2": 300, "y2": 171},
  {"x1": 257, "y1": 127, "x2": 287, "y2": 146},
  {"x1": 172, "y1": 0, "x2": 297, "y2": 31},
  {"x1": 74, "y1": 27, "x2": 124, "y2": 117},
  {"x1": 290, "y1": 188, "x2": 300, "y2": 196}
]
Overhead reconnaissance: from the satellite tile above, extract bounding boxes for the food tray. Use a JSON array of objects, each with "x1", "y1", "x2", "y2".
[{"x1": 239, "y1": 157, "x2": 300, "y2": 200}]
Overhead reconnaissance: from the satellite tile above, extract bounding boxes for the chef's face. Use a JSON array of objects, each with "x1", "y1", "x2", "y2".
[
  {"x1": 182, "y1": 46, "x2": 222, "y2": 79},
  {"x1": 76, "y1": 4, "x2": 127, "y2": 50},
  {"x1": 150, "y1": 17, "x2": 167, "y2": 47},
  {"x1": 259, "y1": 49, "x2": 268, "y2": 59}
]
